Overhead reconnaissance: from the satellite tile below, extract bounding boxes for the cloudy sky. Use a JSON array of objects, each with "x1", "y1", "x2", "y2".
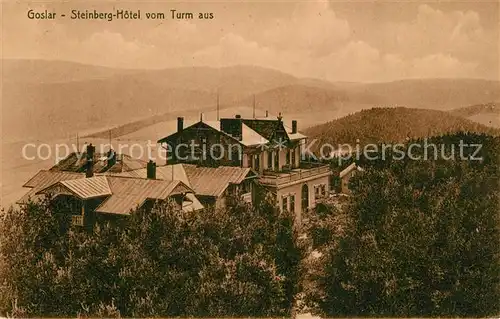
[{"x1": 3, "y1": 0, "x2": 499, "y2": 82}]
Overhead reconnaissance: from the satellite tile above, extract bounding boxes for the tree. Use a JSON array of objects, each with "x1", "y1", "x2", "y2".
[
  {"x1": 312, "y1": 133, "x2": 500, "y2": 317},
  {"x1": 0, "y1": 195, "x2": 305, "y2": 317}
]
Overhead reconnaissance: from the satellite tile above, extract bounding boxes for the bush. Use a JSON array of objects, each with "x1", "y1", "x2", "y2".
[
  {"x1": 312, "y1": 133, "x2": 500, "y2": 317},
  {"x1": 0, "y1": 197, "x2": 303, "y2": 317}
]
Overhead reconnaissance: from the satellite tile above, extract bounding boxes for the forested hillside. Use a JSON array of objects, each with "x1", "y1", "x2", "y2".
[
  {"x1": 304, "y1": 107, "x2": 499, "y2": 151},
  {"x1": 450, "y1": 102, "x2": 499, "y2": 118}
]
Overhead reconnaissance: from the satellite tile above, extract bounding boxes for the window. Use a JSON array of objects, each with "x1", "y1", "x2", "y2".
[
  {"x1": 290, "y1": 194, "x2": 295, "y2": 213},
  {"x1": 282, "y1": 196, "x2": 288, "y2": 212},
  {"x1": 286, "y1": 151, "x2": 290, "y2": 165},
  {"x1": 267, "y1": 151, "x2": 273, "y2": 170},
  {"x1": 254, "y1": 154, "x2": 260, "y2": 171},
  {"x1": 315, "y1": 185, "x2": 326, "y2": 199},
  {"x1": 291, "y1": 148, "x2": 296, "y2": 168}
]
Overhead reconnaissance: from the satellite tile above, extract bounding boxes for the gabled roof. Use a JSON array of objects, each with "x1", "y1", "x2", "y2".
[
  {"x1": 95, "y1": 177, "x2": 192, "y2": 215},
  {"x1": 283, "y1": 123, "x2": 307, "y2": 140},
  {"x1": 241, "y1": 119, "x2": 280, "y2": 141},
  {"x1": 61, "y1": 176, "x2": 112, "y2": 199},
  {"x1": 182, "y1": 164, "x2": 255, "y2": 197},
  {"x1": 50, "y1": 152, "x2": 147, "y2": 174},
  {"x1": 241, "y1": 124, "x2": 269, "y2": 146},
  {"x1": 19, "y1": 170, "x2": 85, "y2": 204},
  {"x1": 115, "y1": 164, "x2": 257, "y2": 198},
  {"x1": 157, "y1": 117, "x2": 305, "y2": 148},
  {"x1": 115, "y1": 164, "x2": 192, "y2": 187},
  {"x1": 18, "y1": 170, "x2": 203, "y2": 214},
  {"x1": 339, "y1": 163, "x2": 364, "y2": 178},
  {"x1": 157, "y1": 120, "x2": 232, "y2": 144},
  {"x1": 23, "y1": 170, "x2": 84, "y2": 188},
  {"x1": 242, "y1": 118, "x2": 307, "y2": 142}
]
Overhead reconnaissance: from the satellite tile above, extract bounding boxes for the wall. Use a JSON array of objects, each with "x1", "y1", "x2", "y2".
[{"x1": 277, "y1": 174, "x2": 330, "y2": 227}]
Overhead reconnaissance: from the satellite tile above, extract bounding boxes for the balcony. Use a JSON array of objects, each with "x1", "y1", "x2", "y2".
[
  {"x1": 241, "y1": 192, "x2": 252, "y2": 203},
  {"x1": 226, "y1": 192, "x2": 253, "y2": 206},
  {"x1": 259, "y1": 162, "x2": 331, "y2": 186},
  {"x1": 71, "y1": 215, "x2": 84, "y2": 226}
]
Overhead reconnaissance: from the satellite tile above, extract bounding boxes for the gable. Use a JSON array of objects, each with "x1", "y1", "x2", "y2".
[
  {"x1": 158, "y1": 121, "x2": 239, "y2": 145},
  {"x1": 37, "y1": 183, "x2": 75, "y2": 198}
]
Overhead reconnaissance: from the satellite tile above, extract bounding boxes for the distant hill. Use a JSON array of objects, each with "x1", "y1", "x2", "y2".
[
  {"x1": 235, "y1": 79, "x2": 500, "y2": 116},
  {"x1": 2, "y1": 59, "x2": 138, "y2": 83},
  {"x1": 304, "y1": 107, "x2": 500, "y2": 152},
  {"x1": 2, "y1": 78, "x2": 215, "y2": 142},
  {"x1": 1, "y1": 60, "x2": 304, "y2": 141},
  {"x1": 236, "y1": 84, "x2": 348, "y2": 114},
  {"x1": 449, "y1": 102, "x2": 500, "y2": 128},
  {"x1": 3, "y1": 59, "x2": 500, "y2": 142},
  {"x1": 342, "y1": 79, "x2": 500, "y2": 110}
]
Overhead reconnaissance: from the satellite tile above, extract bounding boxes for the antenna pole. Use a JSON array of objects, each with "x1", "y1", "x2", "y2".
[
  {"x1": 253, "y1": 94, "x2": 256, "y2": 118},
  {"x1": 76, "y1": 132, "x2": 79, "y2": 153},
  {"x1": 217, "y1": 90, "x2": 220, "y2": 121}
]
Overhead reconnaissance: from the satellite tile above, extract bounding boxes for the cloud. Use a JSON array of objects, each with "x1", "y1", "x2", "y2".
[
  {"x1": 410, "y1": 53, "x2": 478, "y2": 78},
  {"x1": 191, "y1": 33, "x2": 296, "y2": 71},
  {"x1": 386, "y1": 4, "x2": 493, "y2": 61},
  {"x1": 2, "y1": 1, "x2": 497, "y2": 81},
  {"x1": 78, "y1": 31, "x2": 155, "y2": 66},
  {"x1": 262, "y1": 1, "x2": 351, "y2": 56}
]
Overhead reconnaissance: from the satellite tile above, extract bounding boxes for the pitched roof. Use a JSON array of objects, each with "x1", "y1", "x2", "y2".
[
  {"x1": 59, "y1": 176, "x2": 112, "y2": 199},
  {"x1": 241, "y1": 124, "x2": 269, "y2": 146},
  {"x1": 19, "y1": 170, "x2": 203, "y2": 214},
  {"x1": 157, "y1": 117, "x2": 304, "y2": 147},
  {"x1": 115, "y1": 164, "x2": 191, "y2": 187},
  {"x1": 95, "y1": 177, "x2": 191, "y2": 215},
  {"x1": 339, "y1": 163, "x2": 363, "y2": 178},
  {"x1": 23, "y1": 170, "x2": 84, "y2": 188},
  {"x1": 19, "y1": 170, "x2": 85, "y2": 204},
  {"x1": 241, "y1": 119, "x2": 280, "y2": 141},
  {"x1": 50, "y1": 152, "x2": 147, "y2": 174},
  {"x1": 182, "y1": 164, "x2": 254, "y2": 197},
  {"x1": 115, "y1": 164, "x2": 256, "y2": 197},
  {"x1": 283, "y1": 123, "x2": 307, "y2": 140}
]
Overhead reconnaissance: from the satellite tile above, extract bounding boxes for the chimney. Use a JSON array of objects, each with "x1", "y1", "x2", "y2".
[
  {"x1": 265, "y1": 110, "x2": 269, "y2": 117},
  {"x1": 200, "y1": 113, "x2": 204, "y2": 122},
  {"x1": 85, "y1": 143, "x2": 95, "y2": 178},
  {"x1": 106, "y1": 149, "x2": 116, "y2": 168},
  {"x1": 177, "y1": 117, "x2": 184, "y2": 133},
  {"x1": 147, "y1": 160, "x2": 156, "y2": 179},
  {"x1": 86, "y1": 143, "x2": 95, "y2": 160},
  {"x1": 86, "y1": 159, "x2": 94, "y2": 178},
  {"x1": 235, "y1": 114, "x2": 241, "y2": 119},
  {"x1": 292, "y1": 120, "x2": 297, "y2": 134},
  {"x1": 277, "y1": 112, "x2": 282, "y2": 122}
]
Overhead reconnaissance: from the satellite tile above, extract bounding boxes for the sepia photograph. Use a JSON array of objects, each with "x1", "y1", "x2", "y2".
[{"x1": 1, "y1": 0, "x2": 499, "y2": 318}]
